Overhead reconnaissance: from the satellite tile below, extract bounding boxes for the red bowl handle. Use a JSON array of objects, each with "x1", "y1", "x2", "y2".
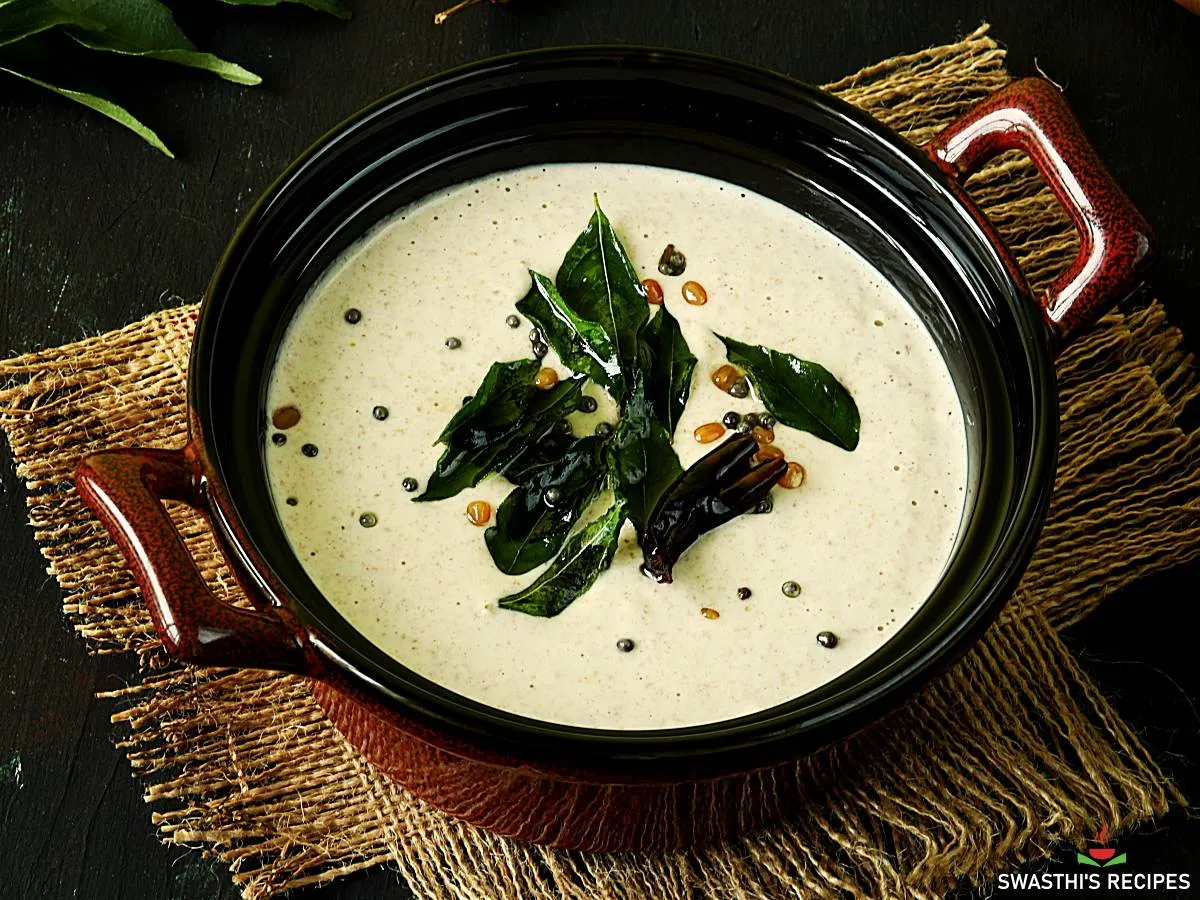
[
  {"x1": 75, "y1": 445, "x2": 315, "y2": 674},
  {"x1": 924, "y1": 77, "x2": 1155, "y2": 344}
]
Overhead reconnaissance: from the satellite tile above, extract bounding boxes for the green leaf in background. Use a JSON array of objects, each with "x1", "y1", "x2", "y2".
[
  {"x1": 0, "y1": 64, "x2": 172, "y2": 155},
  {"x1": 637, "y1": 304, "x2": 696, "y2": 439},
  {"x1": 59, "y1": 0, "x2": 260, "y2": 85},
  {"x1": 0, "y1": 0, "x2": 349, "y2": 156},
  {"x1": 220, "y1": 0, "x2": 352, "y2": 19},
  {"x1": 485, "y1": 435, "x2": 607, "y2": 576},
  {"x1": 718, "y1": 334, "x2": 861, "y2": 451},
  {"x1": 554, "y1": 197, "x2": 649, "y2": 404},
  {"x1": 498, "y1": 499, "x2": 627, "y2": 618},
  {"x1": 0, "y1": 2, "x2": 100, "y2": 48},
  {"x1": 606, "y1": 373, "x2": 683, "y2": 533},
  {"x1": 517, "y1": 271, "x2": 622, "y2": 394}
]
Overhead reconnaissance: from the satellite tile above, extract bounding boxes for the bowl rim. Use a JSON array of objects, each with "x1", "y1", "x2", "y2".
[{"x1": 191, "y1": 45, "x2": 1059, "y2": 777}]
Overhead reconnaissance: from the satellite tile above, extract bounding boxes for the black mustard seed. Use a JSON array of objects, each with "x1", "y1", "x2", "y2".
[
  {"x1": 737, "y1": 587, "x2": 752, "y2": 601},
  {"x1": 301, "y1": 443, "x2": 319, "y2": 458},
  {"x1": 657, "y1": 244, "x2": 687, "y2": 277},
  {"x1": 729, "y1": 379, "x2": 750, "y2": 399},
  {"x1": 754, "y1": 496, "x2": 773, "y2": 514},
  {"x1": 343, "y1": 308, "x2": 362, "y2": 324},
  {"x1": 616, "y1": 638, "x2": 636, "y2": 653},
  {"x1": 402, "y1": 477, "x2": 418, "y2": 492},
  {"x1": 782, "y1": 580, "x2": 802, "y2": 598},
  {"x1": 271, "y1": 433, "x2": 287, "y2": 446},
  {"x1": 595, "y1": 422, "x2": 614, "y2": 437},
  {"x1": 722, "y1": 411, "x2": 740, "y2": 429},
  {"x1": 372, "y1": 405, "x2": 389, "y2": 421},
  {"x1": 579, "y1": 396, "x2": 598, "y2": 413},
  {"x1": 532, "y1": 341, "x2": 549, "y2": 359},
  {"x1": 359, "y1": 512, "x2": 378, "y2": 528},
  {"x1": 505, "y1": 314, "x2": 521, "y2": 328},
  {"x1": 817, "y1": 631, "x2": 839, "y2": 648},
  {"x1": 445, "y1": 336, "x2": 462, "y2": 349}
]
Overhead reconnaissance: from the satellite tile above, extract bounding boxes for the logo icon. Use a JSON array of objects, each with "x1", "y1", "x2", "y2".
[{"x1": 1077, "y1": 826, "x2": 1126, "y2": 868}]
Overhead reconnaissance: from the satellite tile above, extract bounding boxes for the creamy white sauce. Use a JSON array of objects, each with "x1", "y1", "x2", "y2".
[{"x1": 265, "y1": 163, "x2": 966, "y2": 730}]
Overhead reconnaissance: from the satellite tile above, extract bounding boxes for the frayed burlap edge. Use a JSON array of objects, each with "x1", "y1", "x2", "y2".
[{"x1": 1, "y1": 24, "x2": 1195, "y2": 899}]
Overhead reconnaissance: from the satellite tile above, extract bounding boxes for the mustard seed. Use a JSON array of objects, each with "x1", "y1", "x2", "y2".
[{"x1": 658, "y1": 244, "x2": 687, "y2": 276}]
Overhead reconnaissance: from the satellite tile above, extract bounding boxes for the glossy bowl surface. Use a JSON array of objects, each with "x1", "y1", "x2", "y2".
[{"x1": 191, "y1": 48, "x2": 1056, "y2": 778}]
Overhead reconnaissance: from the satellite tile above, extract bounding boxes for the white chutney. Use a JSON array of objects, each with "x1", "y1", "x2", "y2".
[{"x1": 265, "y1": 163, "x2": 967, "y2": 729}]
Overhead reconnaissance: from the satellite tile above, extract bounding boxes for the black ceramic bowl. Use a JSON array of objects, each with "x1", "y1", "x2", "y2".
[{"x1": 77, "y1": 48, "x2": 1153, "y2": 851}]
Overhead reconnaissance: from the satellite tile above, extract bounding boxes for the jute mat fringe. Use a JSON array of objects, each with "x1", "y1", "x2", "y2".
[{"x1": 2, "y1": 24, "x2": 1196, "y2": 898}]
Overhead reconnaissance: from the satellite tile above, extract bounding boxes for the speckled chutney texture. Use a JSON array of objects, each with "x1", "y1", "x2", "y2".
[{"x1": 265, "y1": 163, "x2": 967, "y2": 729}]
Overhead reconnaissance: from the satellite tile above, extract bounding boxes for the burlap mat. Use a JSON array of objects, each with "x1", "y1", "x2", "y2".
[{"x1": 2, "y1": 24, "x2": 1198, "y2": 899}]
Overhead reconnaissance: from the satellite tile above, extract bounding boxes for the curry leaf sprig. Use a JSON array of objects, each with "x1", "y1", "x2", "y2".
[
  {"x1": 418, "y1": 196, "x2": 860, "y2": 617},
  {"x1": 518, "y1": 200, "x2": 649, "y2": 406},
  {"x1": 0, "y1": 0, "x2": 350, "y2": 158}
]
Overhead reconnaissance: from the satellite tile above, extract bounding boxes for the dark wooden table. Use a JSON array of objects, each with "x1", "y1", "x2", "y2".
[{"x1": 2, "y1": 2, "x2": 1197, "y2": 897}]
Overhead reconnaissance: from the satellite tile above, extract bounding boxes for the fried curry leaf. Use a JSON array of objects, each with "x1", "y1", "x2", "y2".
[
  {"x1": 498, "y1": 499, "x2": 627, "y2": 617},
  {"x1": 606, "y1": 373, "x2": 683, "y2": 533},
  {"x1": 718, "y1": 334, "x2": 860, "y2": 451},
  {"x1": 417, "y1": 360, "x2": 585, "y2": 501},
  {"x1": 411, "y1": 443, "x2": 504, "y2": 504},
  {"x1": 637, "y1": 305, "x2": 696, "y2": 438},
  {"x1": 435, "y1": 358, "x2": 540, "y2": 447},
  {"x1": 553, "y1": 197, "x2": 649, "y2": 403},
  {"x1": 486, "y1": 435, "x2": 607, "y2": 576},
  {"x1": 517, "y1": 271, "x2": 621, "y2": 392},
  {"x1": 500, "y1": 422, "x2": 576, "y2": 485}
]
